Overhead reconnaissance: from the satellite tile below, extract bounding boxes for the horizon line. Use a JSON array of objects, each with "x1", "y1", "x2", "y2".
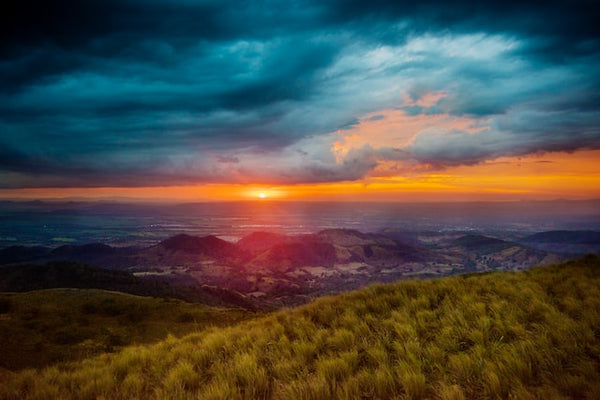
[{"x1": 1, "y1": 197, "x2": 599, "y2": 204}]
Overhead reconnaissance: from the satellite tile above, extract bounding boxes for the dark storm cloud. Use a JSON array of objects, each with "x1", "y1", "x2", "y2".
[
  {"x1": 1, "y1": 0, "x2": 599, "y2": 187},
  {"x1": 3, "y1": 0, "x2": 597, "y2": 91}
]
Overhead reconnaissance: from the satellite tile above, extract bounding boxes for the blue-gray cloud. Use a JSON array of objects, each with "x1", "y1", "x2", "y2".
[{"x1": 1, "y1": 0, "x2": 599, "y2": 187}]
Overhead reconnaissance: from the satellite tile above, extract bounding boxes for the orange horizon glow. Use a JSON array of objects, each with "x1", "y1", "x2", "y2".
[{"x1": 0, "y1": 149, "x2": 599, "y2": 202}]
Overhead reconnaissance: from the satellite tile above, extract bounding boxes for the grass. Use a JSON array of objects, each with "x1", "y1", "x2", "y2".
[
  {"x1": 0, "y1": 289, "x2": 255, "y2": 371},
  {"x1": 2, "y1": 255, "x2": 600, "y2": 399}
]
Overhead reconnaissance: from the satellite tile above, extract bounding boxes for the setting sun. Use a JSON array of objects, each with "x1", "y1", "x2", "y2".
[{"x1": 258, "y1": 193, "x2": 266, "y2": 199}]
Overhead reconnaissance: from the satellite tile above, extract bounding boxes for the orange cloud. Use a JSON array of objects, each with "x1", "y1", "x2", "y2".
[{"x1": 331, "y1": 100, "x2": 487, "y2": 173}]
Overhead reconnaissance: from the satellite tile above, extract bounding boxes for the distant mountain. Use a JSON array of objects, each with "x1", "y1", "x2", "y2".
[
  {"x1": 0, "y1": 230, "x2": 470, "y2": 275},
  {"x1": 0, "y1": 229, "x2": 576, "y2": 307},
  {"x1": 520, "y1": 230, "x2": 600, "y2": 255},
  {"x1": 50, "y1": 243, "x2": 115, "y2": 256},
  {"x1": 250, "y1": 239, "x2": 338, "y2": 271},
  {"x1": 128, "y1": 234, "x2": 249, "y2": 269},
  {"x1": 317, "y1": 229, "x2": 396, "y2": 246},
  {"x1": 319, "y1": 228, "x2": 427, "y2": 261},
  {"x1": 0, "y1": 234, "x2": 250, "y2": 268},
  {"x1": 521, "y1": 230, "x2": 600, "y2": 244},
  {"x1": 378, "y1": 229, "x2": 422, "y2": 247},
  {"x1": 443, "y1": 233, "x2": 562, "y2": 273},
  {"x1": 153, "y1": 234, "x2": 239, "y2": 258},
  {"x1": 451, "y1": 235, "x2": 514, "y2": 254},
  {"x1": 236, "y1": 232, "x2": 289, "y2": 254},
  {"x1": 243, "y1": 229, "x2": 430, "y2": 272}
]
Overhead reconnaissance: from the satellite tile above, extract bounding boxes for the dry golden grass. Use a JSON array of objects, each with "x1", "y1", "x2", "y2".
[{"x1": 2, "y1": 255, "x2": 600, "y2": 399}]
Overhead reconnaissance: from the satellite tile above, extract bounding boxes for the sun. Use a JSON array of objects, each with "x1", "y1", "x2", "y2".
[{"x1": 244, "y1": 188, "x2": 286, "y2": 200}]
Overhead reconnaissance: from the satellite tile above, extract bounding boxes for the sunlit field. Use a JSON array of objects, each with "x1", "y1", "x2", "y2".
[{"x1": 2, "y1": 255, "x2": 599, "y2": 399}]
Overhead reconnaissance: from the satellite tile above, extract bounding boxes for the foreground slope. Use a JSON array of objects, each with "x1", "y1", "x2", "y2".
[
  {"x1": 0, "y1": 289, "x2": 255, "y2": 371},
  {"x1": 3, "y1": 256, "x2": 600, "y2": 399}
]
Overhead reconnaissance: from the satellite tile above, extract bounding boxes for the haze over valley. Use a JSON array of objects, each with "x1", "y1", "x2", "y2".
[{"x1": 2, "y1": 200, "x2": 599, "y2": 309}]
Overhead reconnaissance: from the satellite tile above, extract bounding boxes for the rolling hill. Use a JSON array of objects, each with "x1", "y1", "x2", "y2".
[
  {"x1": 521, "y1": 230, "x2": 600, "y2": 244},
  {"x1": 0, "y1": 229, "x2": 431, "y2": 269},
  {"x1": 150, "y1": 234, "x2": 243, "y2": 259},
  {"x1": 0, "y1": 262, "x2": 257, "y2": 310},
  {"x1": 0, "y1": 229, "x2": 574, "y2": 307},
  {"x1": 2, "y1": 255, "x2": 599, "y2": 399},
  {"x1": 450, "y1": 234, "x2": 514, "y2": 254},
  {"x1": 442, "y1": 233, "x2": 561, "y2": 273},
  {"x1": 520, "y1": 230, "x2": 600, "y2": 255},
  {"x1": 0, "y1": 289, "x2": 255, "y2": 371},
  {"x1": 236, "y1": 232, "x2": 289, "y2": 254}
]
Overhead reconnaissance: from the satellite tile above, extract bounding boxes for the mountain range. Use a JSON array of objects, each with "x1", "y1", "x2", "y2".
[{"x1": 1, "y1": 229, "x2": 596, "y2": 307}]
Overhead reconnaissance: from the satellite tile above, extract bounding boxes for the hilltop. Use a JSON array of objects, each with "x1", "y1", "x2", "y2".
[{"x1": 2, "y1": 255, "x2": 600, "y2": 399}]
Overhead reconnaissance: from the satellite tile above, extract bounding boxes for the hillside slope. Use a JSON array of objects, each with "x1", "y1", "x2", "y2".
[
  {"x1": 0, "y1": 289, "x2": 254, "y2": 371},
  {"x1": 2, "y1": 256, "x2": 600, "y2": 399},
  {"x1": 0, "y1": 262, "x2": 258, "y2": 310}
]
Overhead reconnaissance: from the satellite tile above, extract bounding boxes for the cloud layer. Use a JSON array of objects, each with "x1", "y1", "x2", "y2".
[{"x1": 1, "y1": 0, "x2": 599, "y2": 187}]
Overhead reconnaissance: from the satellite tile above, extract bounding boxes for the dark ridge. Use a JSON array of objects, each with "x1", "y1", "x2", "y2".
[
  {"x1": 0, "y1": 245, "x2": 50, "y2": 264},
  {"x1": 521, "y1": 230, "x2": 600, "y2": 244},
  {"x1": 452, "y1": 234, "x2": 513, "y2": 252},
  {"x1": 0, "y1": 262, "x2": 148, "y2": 293},
  {"x1": 0, "y1": 261, "x2": 257, "y2": 310},
  {"x1": 50, "y1": 243, "x2": 116, "y2": 257},
  {"x1": 154, "y1": 234, "x2": 239, "y2": 258}
]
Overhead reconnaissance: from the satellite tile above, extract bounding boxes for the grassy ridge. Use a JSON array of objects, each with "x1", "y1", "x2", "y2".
[
  {"x1": 2, "y1": 256, "x2": 600, "y2": 399},
  {"x1": 0, "y1": 262, "x2": 259, "y2": 310},
  {"x1": 0, "y1": 289, "x2": 254, "y2": 371}
]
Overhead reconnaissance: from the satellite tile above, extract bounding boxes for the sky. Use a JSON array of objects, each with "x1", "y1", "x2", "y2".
[{"x1": 1, "y1": 0, "x2": 599, "y2": 201}]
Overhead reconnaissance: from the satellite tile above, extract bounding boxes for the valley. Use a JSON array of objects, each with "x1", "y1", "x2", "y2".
[{"x1": 2, "y1": 228, "x2": 590, "y2": 308}]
